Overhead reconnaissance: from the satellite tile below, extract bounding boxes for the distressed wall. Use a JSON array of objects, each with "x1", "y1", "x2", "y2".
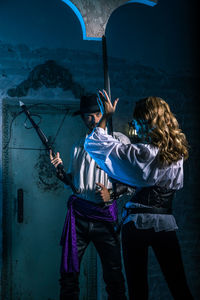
[
  {"x1": 0, "y1": 40, "x2": 199, "y2": 299},
  {"x1": 0, "y1": 1, "x2": 199, "y2": 299}
]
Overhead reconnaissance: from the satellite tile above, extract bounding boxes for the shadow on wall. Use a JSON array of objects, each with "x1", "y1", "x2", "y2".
[{"x1": 7, "y1": 60, "x2": 85, "y2": 98}]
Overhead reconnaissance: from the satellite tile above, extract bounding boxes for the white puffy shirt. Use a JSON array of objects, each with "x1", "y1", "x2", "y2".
[
  {"x1": 67, "y1": 131, "x2": 131, "y2": 203},
  {"x1": 84, "y1": 127, "x2": 183, "y2": 231}
]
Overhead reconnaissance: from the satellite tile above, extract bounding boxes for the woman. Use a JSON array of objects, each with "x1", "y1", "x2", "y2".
[{"x1": 84, "y1": 90, "x2": 193, "y2": 299}]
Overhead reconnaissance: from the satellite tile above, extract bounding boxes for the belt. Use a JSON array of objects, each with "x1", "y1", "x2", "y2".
[{"x1": 60, "y1": 195, "x2": 118, "y2": 273}]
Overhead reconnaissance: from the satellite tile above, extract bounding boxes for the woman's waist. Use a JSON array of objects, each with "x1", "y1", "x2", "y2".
[
  {"x1": 130, "y1": 185, "x2": 176, "y2": 212},
  {"x1": 123, "y1": 213, "x2": 178, "y2": 232}
]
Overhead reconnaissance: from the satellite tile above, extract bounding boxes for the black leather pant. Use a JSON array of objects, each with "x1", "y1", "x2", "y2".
[
  {"x1": 60, "y1": 215, "x2": 127, "y2": 300},
  {"x1": 122, "y1": 222, "x2": 193, "y2": 300}
]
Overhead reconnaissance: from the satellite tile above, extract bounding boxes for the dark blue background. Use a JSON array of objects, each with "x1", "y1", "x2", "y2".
[{"x1": 0, "y1": 0, "x2": 198, "y2": 72}]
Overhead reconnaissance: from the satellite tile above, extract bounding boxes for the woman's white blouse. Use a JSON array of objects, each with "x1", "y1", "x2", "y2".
[{"x1": 84, "y1": 127, "x2": 184, "y2": 231}]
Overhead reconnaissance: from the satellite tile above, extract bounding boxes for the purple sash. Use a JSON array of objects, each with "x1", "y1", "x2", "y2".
[{"x1": 60, "y1": 195, "x2": 118, "y2": 273}]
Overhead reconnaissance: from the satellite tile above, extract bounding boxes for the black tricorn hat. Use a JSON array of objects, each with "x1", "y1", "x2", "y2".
[{"x1": 73, "y1": 94, "x2": 100, "y2": 116}]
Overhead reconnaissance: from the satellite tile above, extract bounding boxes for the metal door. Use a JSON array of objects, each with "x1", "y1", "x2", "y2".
[{"x1": 2, "y1": 99, "x2": 97, "y2": 300}]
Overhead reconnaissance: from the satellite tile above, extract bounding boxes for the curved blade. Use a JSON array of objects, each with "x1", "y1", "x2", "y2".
[{"x1": 62, "y1": 0, "x2": 158, "y2": 40}]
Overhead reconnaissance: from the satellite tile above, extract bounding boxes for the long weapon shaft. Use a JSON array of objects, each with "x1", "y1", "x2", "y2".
[
  {"x1": 19, "y1": 101, "x2": 79, "y2": 194},
  {"x1": 19, "y1": 101, "x2": 53, "y2": 151},
  {"x1": 102, "y1": 35, "x2": 113, "y2": 136},
  {"x1": 102, "y1": 35, "x2": 119, "y2": 200}
]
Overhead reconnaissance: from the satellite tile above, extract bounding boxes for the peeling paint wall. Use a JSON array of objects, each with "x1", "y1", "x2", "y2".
[
  {"x1": 0, "y1": 40, "x2": 199, "y2": 300},
  {"x1": 0, "y1": 0, "x2": 199, "y2": 299}
]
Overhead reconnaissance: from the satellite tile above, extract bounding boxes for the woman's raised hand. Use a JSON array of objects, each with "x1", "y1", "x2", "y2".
[{"x1": 97, "y1": 89, "x2": 119, "y2": 118}]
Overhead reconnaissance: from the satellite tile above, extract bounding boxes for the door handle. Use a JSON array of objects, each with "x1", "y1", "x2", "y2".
[{"x1": 17, "y1": 188, "x2": 24, "y2": 223}]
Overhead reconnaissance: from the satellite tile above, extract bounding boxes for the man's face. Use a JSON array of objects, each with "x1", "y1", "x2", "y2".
[{"x1": 82, "y1": 111, "x2": 102, "y2": 132}]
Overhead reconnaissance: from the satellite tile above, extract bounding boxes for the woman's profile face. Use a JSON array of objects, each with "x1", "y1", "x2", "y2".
[
  {"x1": 133, "y1": 119, "x2": 149, "y2": 139},
  {"x1": 133, "y1": 120, "x2": 141, "y2": 135}
]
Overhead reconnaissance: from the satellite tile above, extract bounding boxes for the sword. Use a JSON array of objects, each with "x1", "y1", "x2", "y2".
[{"x1": 19, "y1": 101, "x2": 79, "y2": 194}]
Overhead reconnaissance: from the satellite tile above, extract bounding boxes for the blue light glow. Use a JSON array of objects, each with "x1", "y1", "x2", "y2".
[
  {"x1": 61, "y1": 0, "x2": 157, "y2": 40},
  {"x1": 127, "y1": 0, "x2": 157, "y2": 7}
]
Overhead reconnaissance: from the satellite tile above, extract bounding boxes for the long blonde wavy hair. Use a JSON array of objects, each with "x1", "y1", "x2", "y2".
[{"x1": 133, "y1": 96, "x2": 189, "y2": 165}]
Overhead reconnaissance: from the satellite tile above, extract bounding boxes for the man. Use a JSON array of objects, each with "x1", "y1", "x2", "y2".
[{"x1": 50, "y1": 94, "x2": 130, "y2": 300}]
